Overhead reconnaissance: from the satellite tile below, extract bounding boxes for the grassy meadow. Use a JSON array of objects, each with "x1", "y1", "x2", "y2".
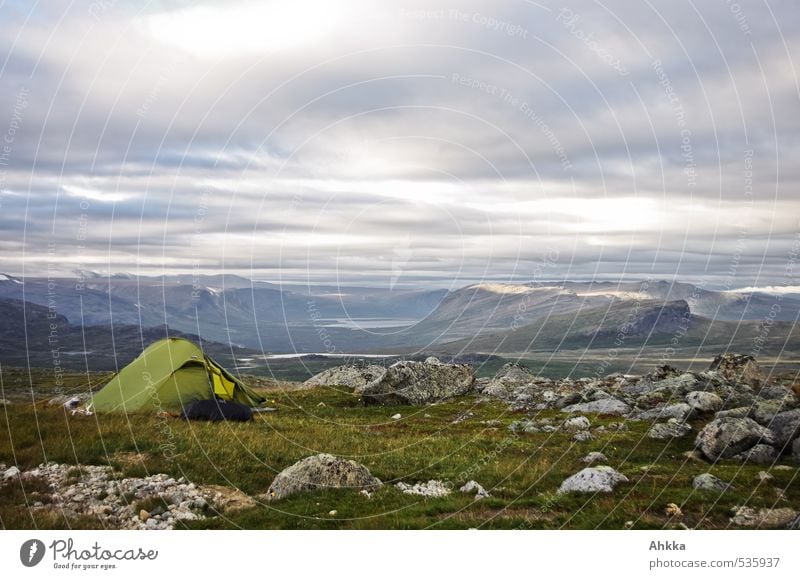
[{"x1": 1, "y1": 367, "x2": 798, "y2": 530}]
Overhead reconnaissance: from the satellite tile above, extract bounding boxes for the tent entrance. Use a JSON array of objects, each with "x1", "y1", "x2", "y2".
[{"x1": 208, "y1": 361, "x2": 236, "y2": 400}]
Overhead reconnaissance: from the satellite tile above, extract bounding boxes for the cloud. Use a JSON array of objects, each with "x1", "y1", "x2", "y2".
[{"x1": 0, "y1": 0, "x2": 797, "y2": 288}]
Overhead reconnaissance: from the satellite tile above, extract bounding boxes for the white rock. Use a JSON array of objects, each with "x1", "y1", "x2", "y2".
[
  {"x1": 562, "y1": 416, "x2": 591, "y2": 432},
  {"x1": 459, "y1": 480, "x2": 489, "y2": 499},
  {"x1": 391, "y1": 413, "x2": 402, "y2": 420},
  {"x1": 3, "y1": 466, "x2": 20, "y2": 480},
  {"x1": 557, "y1": 466, "x2": 629, "y2": 494},
  {"x1": 396, "y1": 480, "x2": 451, "y2": 497}
]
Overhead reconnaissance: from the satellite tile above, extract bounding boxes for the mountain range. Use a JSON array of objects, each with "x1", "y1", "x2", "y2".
[{"x1": 1, "y1": 273, "x2": 798, "y2": 371}]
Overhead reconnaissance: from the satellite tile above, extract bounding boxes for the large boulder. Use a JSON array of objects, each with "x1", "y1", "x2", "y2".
[
  {"x1": 685, "y1": 391, "x2": 723, "y2": 413},
  {"x1": 648, "y1": 419, "x2": 692, "y2": 440},
  {"x1": 709, "y1": 353, "x2": 766, "y2": 387},
  {"x1": 768, "y1": 409, "x2": 800, "y2": 450},
  {"x1": 557, "y1": 466, "x2": 628, "y2": 494},
  {"x1": 482, "y1": 363, "x2": 535, "y2": 398},
  {"x1": 730, "y1": 506, "x2": 798, "y2": 529},
  {"x1": 303, "y1": 365, "x2": 387, "y2": 389},
  {"x1": 695, "y1": 417, "x2": 777, "y2": 461},
  {"x1": 562, "y1": 398, "x2": 630, "y2": 416},
  {"x1": 731, "y1": 444, "x2": 777, "y2": 465},
  {"x1": 266, "y1": 454, "x2": 382, "y2": 501},
  {"x1": 358, "y1": 360, "x2": 475, "y2": 406}
]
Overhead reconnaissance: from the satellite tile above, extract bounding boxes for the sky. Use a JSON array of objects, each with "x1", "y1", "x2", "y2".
[{"x1": 0, "y1": 0, "x2": 798, "y2": 290}]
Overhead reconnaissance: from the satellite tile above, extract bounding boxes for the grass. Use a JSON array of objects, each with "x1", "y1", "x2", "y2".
[{"x1": 1, "y1": 369, "x2": 798, "y2": 529}]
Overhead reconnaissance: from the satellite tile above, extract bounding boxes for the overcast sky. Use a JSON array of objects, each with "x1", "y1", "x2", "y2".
[{"x1": 0, "y1": 0, "x2": 798, "y2": 289}]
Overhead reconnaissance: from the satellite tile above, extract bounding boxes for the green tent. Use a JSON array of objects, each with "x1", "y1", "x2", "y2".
[{"x1": 88, "y1": 338, "x2": 264, "y2": 413}]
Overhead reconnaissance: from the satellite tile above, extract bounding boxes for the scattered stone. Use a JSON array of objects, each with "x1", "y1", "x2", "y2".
[
  {"x1": 359, "y1": 360, "x2": 475, "y2": 406},
  {"x1": 391, "y1": 413, "x2": 402, "y2": 420},
  {"x1": 0, "y1": 398, "x2": 11, "y2": 406},
  {"x1": 730, "y1": 506, "x2": 798, "y2": 529},
  {"x1": 328, "y1": 510, "x2": 337, "y2": 516},
  {"x1": 624, "y1": 520, "x2": 634, "y2": 529},
  {"x1": 3, "y1": 466, "x2": 20, "y2": 480},
  {"x1": 139, "y1": 509, "x2": 150, "y2": 522},
  {"x1": 685, "y1": 391, "x2": 723, "y2": 413},
  {"x1": 424, "y1": 356, "x2": 442, "y2": 365},
  {"x1": 750, "y1": 400, "x2": 788, "y2": 426},
  {"x1": 557, "y1": 466, "x2": 629, "y2": 494},
  {"x1": 692, "y1": 473, "x2": 731, "y2": 492},
  {"x1": 481, "y1": 419, "x2": 502, "y2": 427},
  {"x1": 396, "y1": 480, "x2": 451, "y2": 497},
  {"x1": 199, "y1": 485, "x2": 257, "y2": 513},
  {"x1": 459, "y1": 480, "x2": 489, "y2": 499},
  {"x1": 768, "y1": 409, "x2": 800, "y2": 449},
  {"x1": 266, "y1": 454, "x2": 382, "y2": 501},
  {"x1": 562, "y1": 398, "x2": 631, "y2": 416},
  {"x1": 648, "y1": 419, "x2": 692, "y2": 440},
  {"x1": 303, "y1": 365, "x2": 387, "y2": 390},
  {"x1": 562, "y1": 416, "x2": 591, "y2": 432},
  {"x1": 695, "y1": 417, "x2": 777, "y2": 461},
  {"x1": 709, "y1": 353, "x2": 766, "y2": 387},
  {"x1": 451, "y1": 411, "x2": 474, "y2": 425},
  {"x1": 664, "y1": 503, "x2": 683, "y2": 517},
  {"x1": 714, "y1": 407, "x2": 750, "y2": 419},
  {"x1": 731, "y1": 444, "x2": 777, "y2": 465},
  {"x1": 572, "y1": 431, "x2": 593, "y2": 442},
  {"x1": 581, "y1": 452, "x2": 608, "y2": 465},
  {"x1": 634, "y1": 403, "x2": 693, "y2": 422}
]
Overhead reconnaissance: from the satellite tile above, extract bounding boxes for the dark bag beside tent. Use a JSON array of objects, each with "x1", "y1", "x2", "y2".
[{"x1": 181, "y1": 399, "x2": 253, "y2": 422}]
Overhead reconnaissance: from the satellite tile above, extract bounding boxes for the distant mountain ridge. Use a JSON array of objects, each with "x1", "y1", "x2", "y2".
[{"x1": 1, "y1": 273, "x2": 797, "y2": 356}]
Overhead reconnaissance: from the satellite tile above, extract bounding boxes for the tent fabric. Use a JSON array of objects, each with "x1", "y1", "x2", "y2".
[
  {"x1": 88, "y1": 338, "x2": 264, "y2": 413},
  {"x1": 181, "y1": 399, "x2": 254, "y2": 422}
]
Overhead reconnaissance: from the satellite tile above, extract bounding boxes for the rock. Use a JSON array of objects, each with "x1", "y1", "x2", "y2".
[
  {"x1": 396, "y1": 480, "x2": 451, "y2": 497},
  {"x1": 266, "y1": 454, "x2": 382, "y2": 501},
  {"x1": 730, "y1": 506, "x2": 798, "y2": 529},
  {"x1": 692, "y1": 473, "x2": 731, "y2": 492},
  {"x1": 303, "y1": 365, "x2": 387, "y2": 390},
  {"x1": 685, "y1": 391, "x2": 723, "y2": 413},
  {"x1": 199, "y1": 485, "x2": 257, "y2": 513},
  {"x1": 358, "y1": 360, "x2": 475, "y2": 406},
  {"x1": 694, "y1": 417, "x2": 777, "y2": 461},
  {"x1": 139, "y1": 509, "x2": 150, "y2": 522},
  {"x1": 768, "y1": 408, "x2": 800, "y2": 449},
  {"x1": 756, "y1": 384, "x2": 796, "y2": 401},
  {"x1": 664, "y1": 503, "x2": 683, "y2": 517},
  {"x1": 328, "y1": 510, "x2": 337, "y2": 516},
  {"x1": 459, "y1": 480, "x2": 489, "y2": 499},
  {"x1": 750, "y1": 400, "x2": 787, "y2": 425},
  {"x1": 424, "y1": 356, "x2": 442, "y2": 365},
  {"x1": 634, "y1": 403, "x2": 693, "y2": 422},
  {"x1": 3, "y1": 466, "x2": 20, "y2": 480},
  {"x1": 557, "y1": 466, "x2": 629, "y2": 494},
  {"x1": 731, "y1": 444, "x2": 777, "y2": 465},
  {"x1": 651, "y1": 373, "x2": 702, "y2": 395},
  {"x1": 714, "y1": 407, "x2": 750, "y2": 419},
  {"x1": 572, "y1": 431, "x2": 593, "y2": 442},
  {"x1": 0, "y1": 398, "x2": 10, "y2": 406},
  {"x1": 793, "y1": 438, "x2": 800, "y2": 464},
  {"x1": 581, "y1": 452, "x2": 608, "y2": 465},
  {"x1": 648, "y1": 419, "x2": 692, "y2": 440},
  {"x1": 554, "y1": 392, "x2": 583, "y2": 409},
  {"x1": 562, "y1": 416, "x2": 591, "y2": 432},
  {"x1": 709, "y1": 353, "x2": 766, "y2": 387},
  {"x1": 562, "y1": 398, "x2": 630, "y2": 416},
  {"x1": 391, "y1": 413, "x2": 401, "y2": 420}
]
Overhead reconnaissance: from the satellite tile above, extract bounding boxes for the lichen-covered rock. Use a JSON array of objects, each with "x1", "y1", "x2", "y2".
[
  {"x1": 459, "y1": 480, "x2": 489, "y2": 499},
  {"x1": 768, "y1": 408, "x2": 800, "y2": 450},
  {"x1": 792, "y1": 438, "x2": 800, "y2": 464},
  {"x1": 692, "y1": 473, "x2": 731, "y2": 492},
  {"x1": 562, "y1": 398, "x2": 630, "y2": 416},
  {"x1": 395, "y1": 480, "x2": 451, "y2": 497},
  {"x1": 562, "y1": 416, "x2": 591, "y2": 432},
  {"x1": 731, "y1": 444, "x2": 777, "y2": 465},
  {"x1": 685, "y1": 391, "x2": 723, "y2": 413},
  {"x1": 266, "y1": 454, "x2": 382, "y2": 501},
  {"x1": 730, "y1": 506, "x2": 798, "y2": 529},
  {"x1": 695, "y1": 417, "x2": 777, "y2": 461},
  {"x1": 303, "y1": 365, "x2": 387, "y2": 390},
  {"x1": 750, "y1": 399, "x2": 788, "y2": 426},
  {"x1": 709, "y1": 353, "x2": 766, "y2": 387},
  {"x1": 581, "y1": 452, "x2": 608, "y2": 465},
  {"x1": 648, "y1": 419, "x2": 692, "y2": 440},
  {"x1": 634, "y1": 403, "x2": 693, "y2": 422},
  {"x1": 358, "y1": 360, "x2": 474, "y2": 406},
  {"x1": 557, "y1": 466, "x2": 628, "y2": 494}
]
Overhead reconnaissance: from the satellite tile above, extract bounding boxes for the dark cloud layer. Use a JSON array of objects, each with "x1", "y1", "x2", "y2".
[{"x1": 0, "y1": 0, "x2": 798, "y2": 289}]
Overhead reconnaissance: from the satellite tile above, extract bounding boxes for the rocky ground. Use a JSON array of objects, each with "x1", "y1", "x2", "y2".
[{"x1": 2, "y1": 353, "x2": 799, "y2": 529}]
